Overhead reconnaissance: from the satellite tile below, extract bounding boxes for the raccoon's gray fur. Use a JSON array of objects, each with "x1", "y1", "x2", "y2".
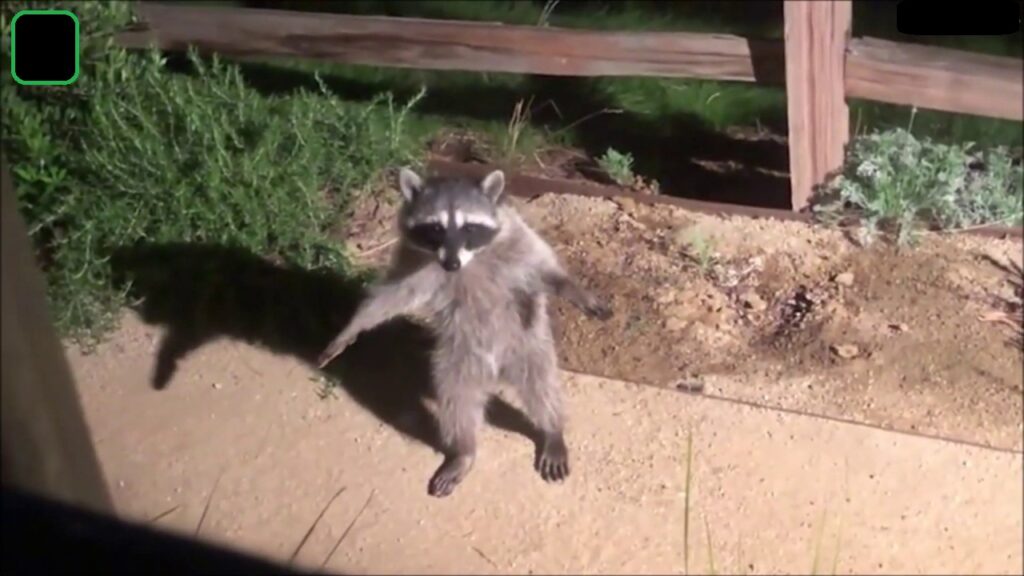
[{"x1": 318, "y1": 167, "x2": 612, "y2": 497}]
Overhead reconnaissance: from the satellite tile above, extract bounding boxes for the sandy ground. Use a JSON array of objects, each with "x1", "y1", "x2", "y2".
[
  {"x1": 68, "y1": 313, "x2": 1022, "y2": 575},
  {"x1": 65, "y1": 188, "x2": 1024, "y2": 574}
]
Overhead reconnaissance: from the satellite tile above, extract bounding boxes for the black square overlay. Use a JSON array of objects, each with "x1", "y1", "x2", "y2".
[
  {"x1": 897, "y1": 0, "x2": 1021, "y2": 35},
  {"x1": 11, "y1": 10, "x2": 79, "y2": 85}
]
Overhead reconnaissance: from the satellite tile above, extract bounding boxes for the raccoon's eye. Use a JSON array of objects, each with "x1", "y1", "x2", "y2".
[
  {"x1": 462, "y1": 223, "x2": 498, "y2": 249},
  {"x1": 410, "y1": 222, "x2": 446, "y2": 247}
]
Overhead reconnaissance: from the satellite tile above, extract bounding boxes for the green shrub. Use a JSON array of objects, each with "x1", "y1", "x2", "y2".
[
  {"x1": 597, "y1": 147, "x2": 635, "y2": 186},
  {"x1": 815, "y1": 128, "x2": 1023, "y2": 245},
  {"x1": 1, "y1": 1, "x2": 423, "y2": 344}
]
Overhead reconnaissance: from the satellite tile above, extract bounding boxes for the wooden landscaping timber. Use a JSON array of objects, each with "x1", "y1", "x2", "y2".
[
  {"x1": 426, "y1": 158, "x2": 1023, "y2": 240},
  {"x1": 427, "y1": 158, "x2": 809, "y2": 221},
  {"x1": 846, "y1": 37, "x2": 1024, "y2": 121},
  {"x1": 117, "y1": 2, "x2": 786, "y2": 84},
  {"x1": 784, "y1": 0, "x2": 852, "y2": 212}
]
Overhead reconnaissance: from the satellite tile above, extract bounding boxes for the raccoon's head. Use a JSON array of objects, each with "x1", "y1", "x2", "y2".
[{"x1": 396, "y1": 168, "x2": 505, "y2": 272}]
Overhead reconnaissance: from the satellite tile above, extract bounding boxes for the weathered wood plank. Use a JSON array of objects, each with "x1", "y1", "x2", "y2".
[
  {"x1": 1, "y1": 161, "x2": 112, "y2": 514},
  {"x1": 784, "y1": 0, "x2": 852, "y2": 212},
  {"x1": 117, "y1": 2, "x2": 786, "y2": 84},
  {"x1": 427, "y1": 158, "x2": 1023, "y2": 239},
  {"x1": 847, "y1": 37, "x2": 1024, "y2": 121},
  {"x1": 117, "y1": 4, "x2": 1022, "y2": 119}
]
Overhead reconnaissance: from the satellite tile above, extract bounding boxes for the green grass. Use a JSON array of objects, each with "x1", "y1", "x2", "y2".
[{"x1": 1, "y1": 1, "x2": 422, "y2": 345}]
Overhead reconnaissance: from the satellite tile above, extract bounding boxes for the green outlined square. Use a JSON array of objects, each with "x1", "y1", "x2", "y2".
[{"x1": 10, "y1": 9, "x2": 80, "y2": 86}]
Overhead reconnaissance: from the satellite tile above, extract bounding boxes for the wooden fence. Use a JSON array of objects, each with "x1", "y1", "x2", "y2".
[
  {"x1": 117, "y1": 1, "x2": 1023, "y2": 213},
  {"x1": 1, "y1": 160, "x2": 112, "y2": 515}
]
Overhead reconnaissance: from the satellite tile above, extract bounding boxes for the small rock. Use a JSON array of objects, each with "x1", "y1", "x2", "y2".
[
  {"x1": 665, "y1": 303, "x2": 690, "y2": 319},
  {"x1": 833, "y1": 272, "x2": 855, "y2": 286},
  {"x1": 665, "y1": 317, "x2": 689, "y2": 332},
  {"x1": 888, "y1": 322, "x2": 909, "y2": 333},
  {"x1": 211, "y1": 382, "x2": 223, "y2": 390},
  {"x1": 615, "y1": 197, "x2": 637, "y2": 214},
  {"x1": 830, "y1": 343, "x2": 860, "y2": 359},
  {"x1": 674, "y1": 379, "x2": 705, "y2": 394},
  {"x1": 655, "y1": 288, "x2": 678, "y2": 304},
  {"x1": 670, "y1": 226, "x2": 691, "y2": 248},
  {"x1": 739, "y1": 291, "x2": 767, "y2": 311}
]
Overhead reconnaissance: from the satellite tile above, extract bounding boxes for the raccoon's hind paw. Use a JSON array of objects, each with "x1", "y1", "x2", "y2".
[{"x1": 428, "y1": 454, "x2": 475, "y2": 498}]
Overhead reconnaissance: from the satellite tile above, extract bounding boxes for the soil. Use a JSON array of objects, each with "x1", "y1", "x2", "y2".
[{"x1": 344, "y1": 175, "x2": 1024, "y2": 452}]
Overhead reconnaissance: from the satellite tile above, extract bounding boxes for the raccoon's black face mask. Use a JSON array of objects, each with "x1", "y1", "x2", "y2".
[{"x1": 397, "y1": 168, "x2": 505, "y2": 272}]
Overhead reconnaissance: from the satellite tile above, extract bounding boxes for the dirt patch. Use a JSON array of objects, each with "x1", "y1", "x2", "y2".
[
  {"x1": 342, "y1": 187, "x2": 1024, "y2": 451},
  {"x1": 64, "y1": 318, "x2": 1024, "y2": 574}
]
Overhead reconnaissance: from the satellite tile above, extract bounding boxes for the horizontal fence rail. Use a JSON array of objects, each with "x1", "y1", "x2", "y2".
[
  {"x1": 120, "y1": 3, "x2": 1022, "y2": 121},
  {"x1": 847, "y1": 38, "x2": 1023, "y2": 121},
  {"x1": 117, "y1": 3, "x2": 787, "y2": 84}
]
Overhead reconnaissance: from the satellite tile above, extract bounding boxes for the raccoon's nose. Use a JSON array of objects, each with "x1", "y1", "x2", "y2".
[{"x1": 441, "y1": 258, "x2": 461, "y2": 272}]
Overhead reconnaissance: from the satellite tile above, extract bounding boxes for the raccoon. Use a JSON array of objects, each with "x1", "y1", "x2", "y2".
[{"x1": 318, "y1": 167, "x2": 612, "y2": 497}]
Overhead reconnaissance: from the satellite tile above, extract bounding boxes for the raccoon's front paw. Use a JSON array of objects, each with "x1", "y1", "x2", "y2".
[
  {"x1": 584, "y1": 301, "x2": 613, "y2": 321},
  {"x1": 317, "y1": 336, "x2": 354, "y2": 368}
]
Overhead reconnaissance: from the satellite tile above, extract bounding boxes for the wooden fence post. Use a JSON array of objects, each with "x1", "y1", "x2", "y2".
[
  {"x1": 1, "y1": 160, "x2": 112, "y2": 514},
  {"x1": 784, "y1": 0, "x2": 852, "y2": 211}
]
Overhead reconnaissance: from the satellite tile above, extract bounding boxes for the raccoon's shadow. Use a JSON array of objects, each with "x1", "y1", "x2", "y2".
[{"x1": 109, "y1": 242, "x2": 540, "y2": 453}]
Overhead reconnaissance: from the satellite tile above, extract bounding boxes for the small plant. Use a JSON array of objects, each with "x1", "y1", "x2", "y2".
[
  {"x1": 504, "y1": 96, "x2": 534, "y2": 160},
  {"x1": 679, "y1": 228, "x2": 718, "y2": 275},
  {"x1": 680, "y1": 429, "x2": 844, "y2": 575},
  {"x1": 814, "y1": 128, "x2": 1023, "y2": 246},
  {"x1": 683, "y1": 428, "x2": 694, "y2": 575},
  {"x1": 537, "y1": 0, "x2": 560, "y2": 26},
  {"x1": 313, "y1": 375, "x2": 342, "y2": 400},
  {"x1": 597, "y1": 147, "x2": 636, "y2": 187}
]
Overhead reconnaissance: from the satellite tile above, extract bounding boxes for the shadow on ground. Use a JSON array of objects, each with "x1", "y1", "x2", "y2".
[
  {"x1": 979, "y1": 252, "x2": 1024, "y2": 352},
  {"x1": 109, "y1": 242, "x2": 540, "y2": 455}
]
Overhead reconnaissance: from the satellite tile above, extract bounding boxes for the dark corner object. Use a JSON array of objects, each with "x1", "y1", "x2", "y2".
[{"x1": 1, "y1": 487, "x2": 320, "y2": 575}]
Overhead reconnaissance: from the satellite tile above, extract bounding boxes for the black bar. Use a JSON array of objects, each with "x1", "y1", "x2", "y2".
[{"x1": 897, "y1": 0, "x2": 1022, "y2": 35}]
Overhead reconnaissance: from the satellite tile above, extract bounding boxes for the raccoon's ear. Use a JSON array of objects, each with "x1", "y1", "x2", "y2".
[
  {"x1": 481, "y1": 170, "x2": 506, "y2": 202},
  {"x1": 398, "y1": 167, "x2": 423, "y2": 202}
]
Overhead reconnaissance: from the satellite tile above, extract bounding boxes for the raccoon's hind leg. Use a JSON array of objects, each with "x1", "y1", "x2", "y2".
[
  {"x1": 429, "y1": 363, "x2": 489, "y2": 498},
  {"x1": 502, "y1": 343, "x2": 570, "y2": 483}
]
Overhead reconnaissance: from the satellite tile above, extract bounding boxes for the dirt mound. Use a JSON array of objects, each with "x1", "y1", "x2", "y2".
[{"x1": 342, "y1": 189, "x2": 1024, "y2": 451}]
